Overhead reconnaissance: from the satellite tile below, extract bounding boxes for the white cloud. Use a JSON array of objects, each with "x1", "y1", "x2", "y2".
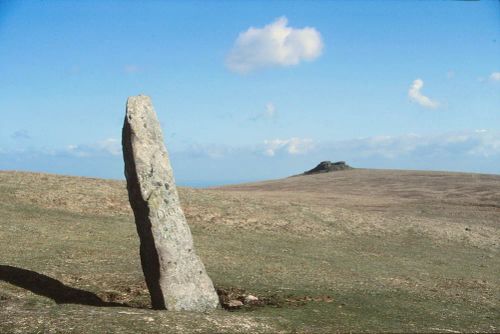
[
  {"x1": 226, "y1": 17, "x2": 323, "y2": 74},
  {"x1": 264, "y1": 137, "x2": 314, "y2": 156},
  {"x1": 185, "y1": 144, "x2": 230, "y2": 159},
  {"x1": 489, "y1": 72, "x2": 500, "y2": 81},
  {"x1": 466, "y1": 131, "x2": 500, "y2": 157},
  {"x1": 265, "y1": 102, "x2": 276, "y2": 118},
  {"x1": 249, "y1": 102, "x2": 278, "y2": 121},
  {"x1": 66, "y1": 138, "x2": 121, "y2": 157},
  {"x1": 323, "y1": 130, "x2": 500, "y2": 160},
  {"x1": 96, "y1": 138, "x2": 121, "y2": 155},
  {"x1": 65, "y1": 144, "x2": 87, "y2": 157},
  {"x1": 408, "y1": 79, "x2": 439, "y2": 109}
]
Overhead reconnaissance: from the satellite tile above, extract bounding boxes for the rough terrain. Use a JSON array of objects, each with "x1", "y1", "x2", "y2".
[{"x1": 0, "y1": 169, "x2": 498, "y2": 333}]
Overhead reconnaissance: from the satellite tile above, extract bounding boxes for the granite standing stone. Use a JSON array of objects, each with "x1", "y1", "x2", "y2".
[{"x1": 122, "y1": 95, "x2": 219, "y2": 311}]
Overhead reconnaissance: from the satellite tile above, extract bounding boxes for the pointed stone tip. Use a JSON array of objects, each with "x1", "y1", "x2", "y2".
[
  {"x1": 127, "y1": 94, "x2": 151, "y2": 102},
  {"x1": 126, "y1": 95, "x2": 153, "y2": 115}
]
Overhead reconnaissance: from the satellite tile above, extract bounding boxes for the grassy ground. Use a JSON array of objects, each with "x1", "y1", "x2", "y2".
[{"x1": 0, "y1": 169, "x2": 498, "y2": 333}]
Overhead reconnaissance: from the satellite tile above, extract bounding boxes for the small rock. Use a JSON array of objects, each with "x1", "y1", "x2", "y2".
[
  {"x1": 244, "y1": 295, "x2": 259, "y2": 303},
  {"x1": 227, "y1": 299, "x2": 244, "y2": 308},
  {"x1": 465, "y1": 227, "x2": 471, "y2": 231}
]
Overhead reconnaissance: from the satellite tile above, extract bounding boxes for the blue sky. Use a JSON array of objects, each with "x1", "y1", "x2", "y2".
[{"x1": 0, "y1": 1, "x2": 499, "y2": 186}]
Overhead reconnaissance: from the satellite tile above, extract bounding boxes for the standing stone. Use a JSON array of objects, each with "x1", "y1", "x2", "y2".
[{"x1": 122, "y1": 95, "x2": 219, "y2": 311}]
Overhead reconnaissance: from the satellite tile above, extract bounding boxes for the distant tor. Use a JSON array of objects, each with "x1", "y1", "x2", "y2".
[{"x1": 303, "y1": 161, "x2": 353, "y2": 175}]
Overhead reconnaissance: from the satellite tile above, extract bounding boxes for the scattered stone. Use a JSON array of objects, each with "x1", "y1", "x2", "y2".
[
  {"x1": 245, "y1": 295, "x2": 259, "y2": 303},
  {"x1": 217, "y1": 287, "x2": 284, "y2": 309},
  {"x1": 218, "y1": 287, "x2": 260, "y2": 309},
  {"x1": 465, "y1": 227, "x2": 471, "y2": 232},
  {"x1": 227, "y1": 300, "x2": 244, "y2": 309},
  {"x1": 303, "y1": 161, "x2": 353, "y2": 175},
  {"x1": 122, "y1": 95, "x2": 219, "y2": 311}
]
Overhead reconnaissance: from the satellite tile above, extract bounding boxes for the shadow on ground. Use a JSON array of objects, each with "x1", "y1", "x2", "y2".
[{"x1": 0, "y1": 265, "x2": 128, "y2": 307}]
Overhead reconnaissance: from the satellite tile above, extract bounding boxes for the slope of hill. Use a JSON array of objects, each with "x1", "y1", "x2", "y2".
[{"x1": 0, "y1": 169, "x2": 499, "y2": 333}]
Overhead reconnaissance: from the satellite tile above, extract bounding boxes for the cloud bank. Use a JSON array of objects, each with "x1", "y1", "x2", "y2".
[
  {"x1": 329, "y1": 130, "x2": 500, "y2": 160},
  {"x1": 263, "y1": 137, "x2": 315, "y2": 156},
  {"x1": 65, "y1": 138, "x2": 121, "y2": 157},
  {"x1": 408, "y1": 79, "x2": 439, "y2": 109},
  {"x1": 226, "y1": 17, "x2": 323, "y2": 74},
  {"x1": 2, "y1": 131, "x2": 499, "y2": 184},
  {"x1": 489, "y1": 72, "x2": 500, "y2": 81}
]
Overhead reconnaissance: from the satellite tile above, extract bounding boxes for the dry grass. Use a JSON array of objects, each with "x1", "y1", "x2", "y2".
[
  {"x1": 217, "y1": 169, "x2": 500, "y2": 248},
  {"x1": 0, "y1": 169, "x2": 499, "y2": 333}
]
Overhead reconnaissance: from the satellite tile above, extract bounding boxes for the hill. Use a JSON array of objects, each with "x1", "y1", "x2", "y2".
[{"x1": 0, "y1": 169, "x2": 499, "y2": 333}]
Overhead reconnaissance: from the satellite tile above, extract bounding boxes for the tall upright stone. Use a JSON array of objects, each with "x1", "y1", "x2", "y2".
[{"x1": 122, "y1": 95, "x2": 219, "y2": 311}]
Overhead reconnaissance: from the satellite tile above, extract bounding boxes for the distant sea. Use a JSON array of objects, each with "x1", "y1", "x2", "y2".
[{"x1": 176, "y1": 179, "x2": 256, "y2": 189}]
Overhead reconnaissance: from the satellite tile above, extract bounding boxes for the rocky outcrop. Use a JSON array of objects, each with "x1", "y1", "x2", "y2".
[
  {"x1": 303, "y1": 161, "x2": 352, "y2": 175},
  {"x1": 122, "y1": 95, "x2": 219, "y2": 311}
]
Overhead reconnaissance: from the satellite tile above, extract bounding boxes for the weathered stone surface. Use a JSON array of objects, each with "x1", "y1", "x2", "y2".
[{"x1": 122, "y1": 95, "x2": 219, "y2": 311}]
